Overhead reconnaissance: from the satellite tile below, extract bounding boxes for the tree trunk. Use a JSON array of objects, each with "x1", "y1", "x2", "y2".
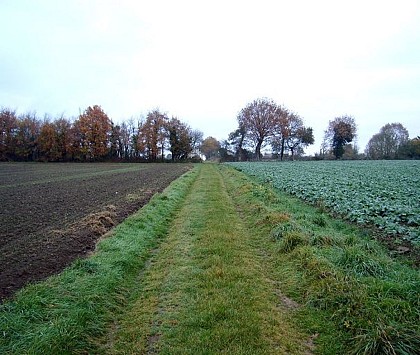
[
  {"x1": 280, "y1": 137, "x2": 285, "y2": 161},
  {"x1": 255, "y1": 140, "x2": 263, "y2": 160}
]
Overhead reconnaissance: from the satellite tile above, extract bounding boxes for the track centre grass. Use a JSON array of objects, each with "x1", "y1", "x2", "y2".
[
  {"x1": 101, "y1": 163, "x2": 308, "y2": 354},
  {"x1": 1, "y1": 163, "x2": 419, "y2": 354}
]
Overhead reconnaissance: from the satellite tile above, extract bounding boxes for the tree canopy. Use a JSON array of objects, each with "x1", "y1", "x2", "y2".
[
  {"x1": 233, "y1": 98, "x2": 314, "y2": 160},
  {"x1": 365, "y1": 123, "x2": 409, "y2": 159},
  {"x1": 200, "y1": 136, "x2": 221, "y2": 160},
  {"x1": 324, "y1": 116, "x2": 357, "y2": 159}
]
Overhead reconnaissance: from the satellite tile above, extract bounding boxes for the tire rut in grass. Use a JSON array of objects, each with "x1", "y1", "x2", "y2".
[{"x1": 103, "y1": 164, "x2": 309, "y2": 354}]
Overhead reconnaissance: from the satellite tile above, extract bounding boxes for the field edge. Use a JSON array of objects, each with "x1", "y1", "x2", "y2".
[{"x1": 0, "y1": 166, "x2": 199, "y2": 353}]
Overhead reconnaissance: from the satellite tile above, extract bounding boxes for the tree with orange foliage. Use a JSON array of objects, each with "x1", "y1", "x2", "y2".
[
  {"x1": 38, "y1": 120, "x2": 60, "y2": 161},
  {"x1": 54, "y1": 116, "x2": 72, "y2": 160},
  {"x1": 137, "y1": 109, "x2": 168, "y2": 161},
  {"x1": 75, "y1": 105, "x2": 112, "y2": 161},
  {"x1": 14, "y1": 112, "x2": 40, "y2": 161}
]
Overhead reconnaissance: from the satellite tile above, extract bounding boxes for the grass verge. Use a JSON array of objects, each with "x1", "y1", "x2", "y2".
[
  {"x1": 0, "y1": 167, "x2": 198, "y2": 354},
  {"x1": 222, "y1": 164, "x2": 420, "y2": 354}
]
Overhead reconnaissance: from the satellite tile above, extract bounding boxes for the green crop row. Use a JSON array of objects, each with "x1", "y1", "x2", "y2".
[{"x1": 229, "y1": 161, "x2": 420, "y2": 244}]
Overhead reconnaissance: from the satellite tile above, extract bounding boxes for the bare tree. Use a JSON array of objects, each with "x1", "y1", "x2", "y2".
[
  {"x1": 190, "y1": 129, "x2": 204, "y2": 155},
  {"x1": 286, "y1": 126, "x2": 314, "y2": 160},
  {"x1": 276, "y1": 113, "x2": 314, "y2": 160},
  {"x1": 137, "y1": 109, "x2": 168, "y2": 161}
]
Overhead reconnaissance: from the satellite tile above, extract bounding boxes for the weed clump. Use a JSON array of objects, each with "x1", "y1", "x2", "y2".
[
  {"x1": 270, "y1": 221, "x2": 301, "y2": 241},
  {"x1": 336, "y1": 246, "x2": 388, "y2": 277},
  {"x1": 278, "y1": 233, "x2": 308, "y2": 253},
  {"x1": 258, "y1": 212, "x2": 290, "y2": 226},
  {"x1": 312, "y1": 214, "x2": 328, "y2": 228},
  {"x1": 292, "y1": 246, "x2": 335, "y2": 280},
  {"x1": 270, "y1": 220, "x2": 309, "y2": 252},
  {"x1": 352, "y1": 325, "x2": 420, "y2": 355},
  {"x1": 310, "y1": 234, "x2": 336, "y2": 247}
]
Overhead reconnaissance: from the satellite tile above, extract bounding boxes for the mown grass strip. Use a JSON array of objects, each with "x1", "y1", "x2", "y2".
[
  {"x1": 222, "y1": 164, "x2": 420, "y2": 354},
  {"x1": 0, "y1": 167, "x2": 198, "y2": 354},
  {"x1": 104, "y1": 163, "x2": 309, "y2": 354}
]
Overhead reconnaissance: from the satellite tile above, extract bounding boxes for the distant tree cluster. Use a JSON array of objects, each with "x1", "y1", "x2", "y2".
[
  {"x1": 318, "y1": 117, "x2": 418, "y2": 160},
  {"x1": 223, "y1": 98, "x2": 315, "y2": 161},
  {"x1": 0, "y1": 106, "x2": 203, "y2": 162},
  {"x1": 200, "y1": 136, "x2": 221, "y2": 160},
  {"x1": 365, "y1": 123, "x2": 419, "y2": 159}
]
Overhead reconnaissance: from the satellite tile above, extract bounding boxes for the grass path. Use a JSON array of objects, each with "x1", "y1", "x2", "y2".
[{"x1": 101, "y1": 164, "x2": 309, "y2": 354}]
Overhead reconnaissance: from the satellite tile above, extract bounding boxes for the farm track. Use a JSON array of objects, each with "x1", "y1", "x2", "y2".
[
  {"x1": 100, "y1": 164, "x2": 310, "y2": 354},
  {"x1": 0, "y1": 163, "x2": 192, "y2": 301}
]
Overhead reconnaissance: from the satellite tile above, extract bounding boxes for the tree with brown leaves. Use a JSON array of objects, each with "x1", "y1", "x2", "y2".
[
  {"x1": 75, "y1": 105, "x2": 112, "y2": 161},
  {"x1": 237, "y1": 98, "x2": 280, "y2": 160}
]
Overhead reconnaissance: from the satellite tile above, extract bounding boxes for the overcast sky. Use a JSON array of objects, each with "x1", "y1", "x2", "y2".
[{"x1": 1, "y1": 0, "x2": 419, "y2": 155}]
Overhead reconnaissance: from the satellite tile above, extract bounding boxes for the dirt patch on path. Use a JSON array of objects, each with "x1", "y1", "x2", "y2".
[{"x1": 0, "y1": 163, "x2": 192, "y2": 301}]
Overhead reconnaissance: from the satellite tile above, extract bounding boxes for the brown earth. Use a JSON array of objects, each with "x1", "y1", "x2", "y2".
[{"x1": 0, "y1": 163, "x2": 192, "y2": 301}]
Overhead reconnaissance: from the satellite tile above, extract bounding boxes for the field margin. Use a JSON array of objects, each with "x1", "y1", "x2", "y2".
[{"x1": 0, "y1": 166, "x2": 198, "y2": 353}]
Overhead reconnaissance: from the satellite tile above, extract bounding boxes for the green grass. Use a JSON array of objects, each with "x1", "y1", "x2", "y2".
[
  {"x1": 101, "y1": 164, "x2": 308, "y2": 354},
  {"x1": 0, "y1": 167, "x2": 198, "y2": 354},
  {"x1": 222, "y1": 164, "x2": 420, "y2": 354}
]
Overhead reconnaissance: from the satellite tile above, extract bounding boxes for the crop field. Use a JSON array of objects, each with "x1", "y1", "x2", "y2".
[
  {"x1": 229, "y1": 161, "x2": 420, "y2": 245},
  {"x1": 0, "y1": 163, "x2": 191, "y2": 300}
]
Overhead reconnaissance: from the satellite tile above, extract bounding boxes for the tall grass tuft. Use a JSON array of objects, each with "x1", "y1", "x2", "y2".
[
  {"x1": 278, "y1": 232, "x2": 308, "y2": 253},
  {"x1": 270, "y1": 221, "x2": 301, "y2": 241},
  {"x1": 336, "y1": 246, "x2": 389, "y2": 277}
]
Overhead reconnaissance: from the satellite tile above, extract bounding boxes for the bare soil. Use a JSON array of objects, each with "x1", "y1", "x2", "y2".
[{"x1": 0, "y1": 163, "x2": 192, "y2": 301}]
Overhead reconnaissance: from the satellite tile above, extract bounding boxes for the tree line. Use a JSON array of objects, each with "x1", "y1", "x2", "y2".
[
  {"x1": 202, "y1": 98, "x2": 418, "y2": 161},
  {"x1": 1, "y1": 100, "x2": 418, "y2": 162},
  {"x1": 0, "y1": 105, "x2": 204, "y2": 162}
]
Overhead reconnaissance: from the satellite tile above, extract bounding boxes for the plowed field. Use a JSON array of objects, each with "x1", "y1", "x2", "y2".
[{"x1": 0, "y1": 163, "x2": 192, "y2": 301}]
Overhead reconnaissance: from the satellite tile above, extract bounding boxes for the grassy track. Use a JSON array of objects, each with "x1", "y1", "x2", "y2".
[{"x1": 101, "y1": 163, "x2": 308, "y2": 354}]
